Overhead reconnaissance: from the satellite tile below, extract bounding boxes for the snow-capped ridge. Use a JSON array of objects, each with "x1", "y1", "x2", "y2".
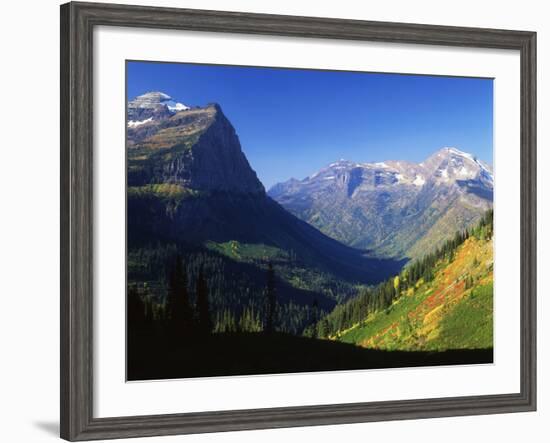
[
  {"x1": 438, "y1": 147, "x2": 491, "y2": 172},
  {"x1": 420, "y1": 147, "x2": 493, "y2": 186},
  {"x1": 268, "y1": 146, "x2": 493, "y2": 260},
  {"x1": 167, "y1": 102, "x2": 189, "y2": 112},
  {"x1": 444, "y1": 146, "x2": 473, "y2": 158},
  {"x1": 128, "y1": 117, "x2": 153, "y2": 128},
  {"x1": 294, "y1": 146, "x2": 493, "y2": 192},
  {"x1": 128, "y1": 91, "x2": 189, "y2": 114},
  {"x1": 329, "y1": 159, "x2": 353, "y2": 167}
]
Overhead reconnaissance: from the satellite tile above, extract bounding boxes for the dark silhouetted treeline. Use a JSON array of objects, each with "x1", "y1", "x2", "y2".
[
  {"x1": 127, "y1": 243, "x2": 353, "y2": 335},
  {"x1": 128, "y1": 255, "x2": 214, "y2": 340},
  {"x1": 127, "y1": 252, "x2": 310, "y2": 339}
]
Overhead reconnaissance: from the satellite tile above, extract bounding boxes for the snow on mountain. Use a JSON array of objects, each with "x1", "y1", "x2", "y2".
[
  {"x1": 290, "y1": 147, "x2": 494, "y2": 191},
  {"x1": 413, "y1": 175, "x2": 426, "y2": 187},
  {"x1": 127, "y1": 117, "x2": 153, "y2": 128},
  {"x1": 127, "y1": 91, "x2": 189, "y2": 122},
  {"x1": 166, "y1": 101, "x2": 189, "y2": 112},
  {"x1": 425, "y1": 147, "x2": 493, "y2": 186},
  {"x1": 280, "y1": 148, "x2": 493, "y2": 195},
  {"x1": 268, "y1": 147, "x2": 493, "y2": 259}
]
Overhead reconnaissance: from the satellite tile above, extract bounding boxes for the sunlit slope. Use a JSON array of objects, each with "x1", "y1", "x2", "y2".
[{"x1": 336, "y1": 235, "x2": 493, "y2": 351}]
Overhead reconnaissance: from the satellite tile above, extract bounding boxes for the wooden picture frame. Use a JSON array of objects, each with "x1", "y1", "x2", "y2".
[{"x1": 60, "y1": 1, "x2": 536, "y2": 440}]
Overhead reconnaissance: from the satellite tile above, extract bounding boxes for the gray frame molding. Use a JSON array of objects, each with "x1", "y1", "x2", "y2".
[{"x1": 60, "y1": 2, "x2": 536, "y2": 441}]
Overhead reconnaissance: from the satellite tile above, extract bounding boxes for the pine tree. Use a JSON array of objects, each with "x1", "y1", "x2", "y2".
[
  {"x1": 393, "y1": 275, "x2": 400, "y2": 296},
  {"x1": 143, "y1": 297, "x2": 154, "y2": 328},
  {"x1": 128, "y1": 285, "x2": 146, "y2": 334},
  {"x1": 195, "y1": 268, "x2": 212, "y2": 335},
  {"x1": 264, "y1": 262, "x2": 276, "y2": 334},
  {"x1": 238, "y1": 307, "x2": 262, "y2": 332},
  {"x1": 311, "y1": 298, "x2": 319, "y2": 338},
  {"x1": 166, "y1": 255, "x2": 193, "y2": 338},
  {"x1": 319, "y1": 318, "x2": 329, "y2": 338}
]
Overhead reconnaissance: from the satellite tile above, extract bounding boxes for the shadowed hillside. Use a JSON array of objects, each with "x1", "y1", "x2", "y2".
[{"x1": 127, "y1": 332, "x2": 492, "y2": 381}]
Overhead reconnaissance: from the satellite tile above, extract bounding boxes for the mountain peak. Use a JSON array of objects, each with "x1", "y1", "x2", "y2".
[
  {"x1": 129, "y1": 91, "x2": 165, "y2": 107},
  {"x1": 129, "y1": 91, "x2": 188, "y2": 109},
  {"x1": 268, "y1": 146, "x2": 493, "y2": 257},
  {"x1": 422, "y1": 146, "x2": 492, "y2": 184},
  {"x1": 128, "y1": 91, "x2": 189, "y2": 123},
  {"x1": 127, "y1": 100, "x2": 264, "y2": 195},
  {"x1": 433, "y1": 146, "x2": 476, "y2": 161},
  {"x1": 328, "y1": 159, "x2": 359, "y2": 168},
  {"x1": 137, "y1": 90, "x2": 171, "y2": 100}
]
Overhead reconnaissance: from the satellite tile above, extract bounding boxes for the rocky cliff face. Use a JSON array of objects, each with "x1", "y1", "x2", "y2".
[
  {"x1": 269, "y1": 148, "x2": 493, "y2": 259},
  {"x1": 128, "y1": 101, "x2": 264, "y2": 195},
  {"x1": 181, "y1": 105, "x2": 265, "y2": 194}
]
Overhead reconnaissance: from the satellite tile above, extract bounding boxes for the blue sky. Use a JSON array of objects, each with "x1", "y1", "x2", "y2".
[{"x1": 127, "y1": 61, "x2": 493, "y2": 189}]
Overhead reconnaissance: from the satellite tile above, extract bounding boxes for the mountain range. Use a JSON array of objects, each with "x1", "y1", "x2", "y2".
[
  {"x1": 269, "y1": 147, "x2": 493, "y2": 259},
  {"x1": 127, "y1": 92, "x2": 403, "y2": 294},
  {"x1": 126, "y1": 90, "x2": 492, "y2": 333},
  {"x1": 126, "y1": 90, "x2": 494, "y2": 376}
]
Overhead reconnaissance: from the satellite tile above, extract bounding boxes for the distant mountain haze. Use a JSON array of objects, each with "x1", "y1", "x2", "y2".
[{"x1": 269, "y1": 147, "x2": 493, "y2": 259}]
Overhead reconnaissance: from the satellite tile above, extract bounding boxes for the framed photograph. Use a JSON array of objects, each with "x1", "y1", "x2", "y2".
[{"x1": 60, "y1": 1, "x2": 536, "y2": 440}]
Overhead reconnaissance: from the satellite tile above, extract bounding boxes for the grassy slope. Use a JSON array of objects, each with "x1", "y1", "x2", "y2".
[
  {"x1": 336, "y1": 235, "x2": 493, "y2": 352},
  {"x1": 406, "y1": 201, "x2": 486, "y2": 260}
]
